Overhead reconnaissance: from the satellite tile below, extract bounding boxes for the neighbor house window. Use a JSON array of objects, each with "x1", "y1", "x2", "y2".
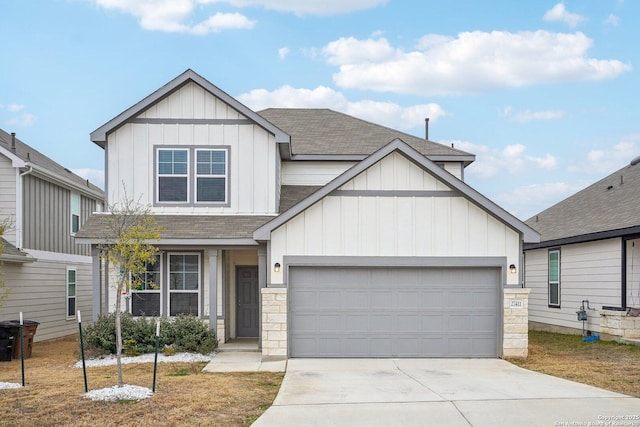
[
  {"x1": 155, "y1": 147, "x2": 229, "y2": 205},
  {"x1": 67, "y1": 267, "x2": 76, "y2": 317},
  {"x1": 157, "y1": 149, "x2": 189, "y2": 202},
  {"x1": 168, "y1": 253, "x2": 200, "y2": 317},
  {"x1": 548, "y1": 249, "x2": 560, "y2": 307},
  {"x1": 130, "y1": 255, "x2": 161, "y2": 317},
  {"x1": 196, "y1": 149, "x2": 227, "y2": 202},
  {"x1": 70, "y1": 193, "x2": 81, "y2": 234}
]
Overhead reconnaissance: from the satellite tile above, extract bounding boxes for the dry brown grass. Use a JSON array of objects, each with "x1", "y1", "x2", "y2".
[
  {"x1": 0, "y1": 336, "x2": 283, "y2": 427},
  {"x1": 508, "y1": 330, "x2": 640, "y2": 398}
]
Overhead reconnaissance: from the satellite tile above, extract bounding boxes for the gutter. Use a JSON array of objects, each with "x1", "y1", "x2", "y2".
[{"x1": 25, "y1": 162, "x2": 104, "y2": 200}]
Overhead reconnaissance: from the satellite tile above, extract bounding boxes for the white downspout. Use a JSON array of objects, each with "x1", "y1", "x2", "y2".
[{"x1": 16, "y1": 165, "x2": 33, "y2": 249}]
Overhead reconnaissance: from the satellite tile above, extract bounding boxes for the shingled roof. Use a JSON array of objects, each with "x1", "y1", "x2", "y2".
[
  {"x1": 258, "y1": 108, "x2": 474, "y2": 162},
  {"x1": 0, "y1": 129, "x2": 103, "y2": 198},
  {"x1": 525, "y1": 158, "x2": 640, "y2": 244}
]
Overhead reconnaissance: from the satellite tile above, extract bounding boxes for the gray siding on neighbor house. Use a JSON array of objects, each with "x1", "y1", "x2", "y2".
[
  {"x1": 2, "y1": 257, "x2": 93, "y2": 341},
  {"x1": 0, "y1": 155, "x2": 17, "y2": 244},
  {"x1": 22, "y1": 174, "x2": 97, "y2": 256},
  {"x1": 525, "y1": 238, "x2": 622, "y2": 334}
]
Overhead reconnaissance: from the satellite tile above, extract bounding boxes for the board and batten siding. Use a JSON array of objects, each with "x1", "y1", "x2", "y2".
[
  {"x1": 270, "y1": 153, "x2": 520, "y2": 285},
  {"x1": 106, "y1": 82, "x2": 278, "y2": 214},
  {"x1": 525, "y1": 238, "x2": 622, "y2": 333},
  {"x1": 22, "y1": 174, "x2": 96, "y2": 256},
  {"x1": 2, "y1": 257, "x2": 93, "y2": 341},
  {"x1": 280, "y1": 160, "x2": 464, "y2": 186},
  {"x1": 0, "y1": 155, "x2": 17, "y2": 244}
]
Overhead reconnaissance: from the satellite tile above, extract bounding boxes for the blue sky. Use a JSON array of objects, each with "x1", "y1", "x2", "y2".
[{"x1": 1, "y1": 0, "x2": 638, "y2": 220}]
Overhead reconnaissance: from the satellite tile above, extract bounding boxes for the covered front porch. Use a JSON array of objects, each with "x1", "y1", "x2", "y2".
[{"x1": 89, "y1": 244, "x2": 268, "y2": 345}]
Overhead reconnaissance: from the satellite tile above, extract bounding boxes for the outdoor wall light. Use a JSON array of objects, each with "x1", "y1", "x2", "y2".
[
  {"x1": 274, "y1": 262, "x2": 281, "y2": 273},
  {"x1": 509, "y1": 264, "x2": 517, "y2": 274}
]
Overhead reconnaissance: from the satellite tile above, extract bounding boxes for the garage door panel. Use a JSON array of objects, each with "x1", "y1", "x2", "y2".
[{"x1": 289, "y1": 266, "x2": 500, "y2": 358}]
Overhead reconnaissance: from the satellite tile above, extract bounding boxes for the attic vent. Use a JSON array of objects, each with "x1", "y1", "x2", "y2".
[
  {"x1": 606, "y1": 185, "x2": 614, "y2": 190},
  {"x1": 631, "y1": 155, "x2": 640, "y2": 166}
]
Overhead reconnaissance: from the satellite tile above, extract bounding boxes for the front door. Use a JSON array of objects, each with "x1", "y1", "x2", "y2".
[{"x1": 236, "y1": 266, "x2": 259, "y2": 337}]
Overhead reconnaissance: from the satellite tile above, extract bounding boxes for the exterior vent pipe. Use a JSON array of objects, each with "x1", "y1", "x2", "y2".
[
  {"x1": 11, "y1": 132, "x2": 16, "y2": 151},
  {"x1": 631, "y1": 155, "x2": 640, "y2": 166},
  {"x1": 424, "y1": 118, "x2": 429, "y2": 140}
]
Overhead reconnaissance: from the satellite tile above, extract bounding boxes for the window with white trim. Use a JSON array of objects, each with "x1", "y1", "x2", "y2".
[
  {"x1": 67, "y1": 267, "x2": 76, "y2": 317},
  {"x1": 70, "y1": 193, "x2": 81, "y2": 234},
  {"x1": 130, "y1": 255, "x2": 161, "y2": 317},
  {"x1": 196, "y1": 149, "x2": 227, "y2": 202},
  {"x1": 548, "y1": 249, "x2": 560, "y2": 307},
  {"x1": 168, "y1": 253, "x2": 200, "y2": 316},
  {"x1": 157, "y1": 149, "x2": 189, "y2": 202}
]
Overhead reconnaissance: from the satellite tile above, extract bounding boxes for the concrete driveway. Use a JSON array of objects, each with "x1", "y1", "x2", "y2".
[{"x1": 252, "y1": 359, "x2": 640, "y2": 426}]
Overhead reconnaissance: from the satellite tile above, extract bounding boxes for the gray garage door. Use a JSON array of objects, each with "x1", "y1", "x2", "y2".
[{"x1": 289, "y1": 266, "x2": 500, "y2": 358}]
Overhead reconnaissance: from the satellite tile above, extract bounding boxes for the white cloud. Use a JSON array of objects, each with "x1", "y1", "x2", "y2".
[
  {"x1": 491, "y1": 181, "x2": 589, "y2": 220},
  {"x1": 568, "y1": 136, "x2": 640, "y2": 175},
  {"x1": 604, "y1": 13, "x2": 620, "y2": 26},
  {"x1": 200, "y1": 0, "x2": 387, "y2": 16},
  {"x1": 543, "y1": 3, "x2": 585, "y2": 28},
  {"x1": 322, "y1": 31, "x2": 630, "y2": 96},
  {"x1": 278, "y1": 47, "x2": 290, "y2": 60},
  {"x1": 238, "y1": 85, "x2": 446, "y2": 130},
  {"x1": 6, "y1": 104, "x2": 24, "y2": 113},
  {"x1": 447, "y1": 140, "x2": 558, "y2": 179},
  {"x1": 93, "y1": 0, "x2": 255, "y2": 34},
  {"x1": 503, "y1": 107, "x2": 565, "y2": 123},
  {"x1": 6, "y1": 113, "x2": 37, "y2": 128},
  {"x1": 72, "y1": 168, "x2": 105, "y2": 190}
]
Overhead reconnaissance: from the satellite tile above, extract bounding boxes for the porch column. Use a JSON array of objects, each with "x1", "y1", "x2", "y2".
[
  {"x1": 258, "y1": 243, "x2": 267, "y2": 349},
  {"x1": 91, "y1": 245, "x2": 101, "y2": 321},
  {"x1": 209, "y1": 250, "x2": 218, "y2": 330}
]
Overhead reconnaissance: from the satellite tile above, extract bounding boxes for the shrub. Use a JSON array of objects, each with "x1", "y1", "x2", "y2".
[{"x1": 83, "y1": 313, "x2": 218, "y2": 356}]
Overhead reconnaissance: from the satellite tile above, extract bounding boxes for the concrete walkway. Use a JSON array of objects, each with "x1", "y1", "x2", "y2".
[
  {"x1": 202, "y1": 339, "x2": 286, "y2": 373},
  {"x1": 253, "y1": 359, "x2": 640, "y2": 426}
]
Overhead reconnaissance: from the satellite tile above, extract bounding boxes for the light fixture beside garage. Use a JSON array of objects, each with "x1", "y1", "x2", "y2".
[
  {"x1": 509, "y1": 264, "x2": 517, "y2": 274},
  {"x1": 274, "y1": 262, "x2": 281, "y2": 273}
]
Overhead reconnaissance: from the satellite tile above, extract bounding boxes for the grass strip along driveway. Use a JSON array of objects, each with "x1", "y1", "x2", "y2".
[
  {"x1": 0, "y1": 336, "x2": 283, "y2": 427},
  {"x1": 509, "y1": 330, "x2": 640, "y2": 398}
]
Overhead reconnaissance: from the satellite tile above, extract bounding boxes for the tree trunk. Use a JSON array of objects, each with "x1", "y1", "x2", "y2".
[{"x1": 115, "y1": 277, "x2": 124, "y2": 387}]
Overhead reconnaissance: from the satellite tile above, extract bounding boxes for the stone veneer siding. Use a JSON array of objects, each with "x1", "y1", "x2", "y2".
[
  {"x1": 261, "y1": 287, "x2": 287, "y2": 359},
  {"x1": 503, "y1": 288, "x2": 531, "y2": 358},
  {"x1": 601, "y1": 309, "x2": 640, "y2": 340}
]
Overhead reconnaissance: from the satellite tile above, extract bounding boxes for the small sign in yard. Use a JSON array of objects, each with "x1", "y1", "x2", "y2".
[{"x1": 510, "y1": 300, "x2": 524, "y2": 309}]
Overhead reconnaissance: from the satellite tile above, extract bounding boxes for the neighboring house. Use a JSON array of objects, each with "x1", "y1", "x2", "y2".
[
  {"x1": 76, "y1": 69, "x2": 539, "y2": 359},
  {"x1": 524, "y1": 157, "x2": 640, "y2": 342},
  {"x1": 0, "y1": 130, "x2": 104, "y2": 341}
]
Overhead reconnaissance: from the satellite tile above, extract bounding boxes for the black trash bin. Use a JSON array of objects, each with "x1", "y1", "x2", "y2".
[
  {"x1": 8, "y1": 320, "x2": 39, "y2": 359},
  {"x1": 0, "y1": 321, "x2": 18, "y2": 362}
]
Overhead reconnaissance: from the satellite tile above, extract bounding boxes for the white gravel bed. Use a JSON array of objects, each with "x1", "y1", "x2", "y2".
[
  {"x1": 0, "y1": 382, "x2": 23, "y2": 389},
  {"x1": 73, "y1": 351, "x2": 215, "y2": 368},
  {"x1": 84, "y1": 384, "x2": 153, "y2": 402}
]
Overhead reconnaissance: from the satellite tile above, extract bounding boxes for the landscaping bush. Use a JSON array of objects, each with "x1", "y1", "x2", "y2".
[{"x1": 83, "y1": 313, "x2": 218, "y2": 356}]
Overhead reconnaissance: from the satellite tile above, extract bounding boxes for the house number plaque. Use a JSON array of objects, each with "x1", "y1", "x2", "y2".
[{"x1": 509, "y1": 300, "x2": 524, "y2": 309}]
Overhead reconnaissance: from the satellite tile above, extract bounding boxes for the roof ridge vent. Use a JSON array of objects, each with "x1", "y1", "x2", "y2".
[{"x1": 631, "y1": 155, "x2": 640, "y2": 166}]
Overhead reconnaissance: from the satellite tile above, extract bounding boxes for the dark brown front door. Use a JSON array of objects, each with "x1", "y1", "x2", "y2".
[{"x1": 236, "y1": 266, "x2": 259, "y2": 337}]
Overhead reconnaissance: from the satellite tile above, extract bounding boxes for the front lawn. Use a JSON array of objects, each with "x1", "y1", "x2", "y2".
[
  {"x1": 0, "y1": 335, "x2": 283, "y2": 426},
  {"x1": 508, "y1": 330, "x2": 640, "y2": 398}
]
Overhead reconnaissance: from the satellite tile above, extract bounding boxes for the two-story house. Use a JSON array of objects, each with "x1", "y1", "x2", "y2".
[
  {"x1": 0, "y1": 130, "x2": 104, "y2": 341},
  {"x1": 77, "y1": 69, "x2": 539, "y2": 359}
]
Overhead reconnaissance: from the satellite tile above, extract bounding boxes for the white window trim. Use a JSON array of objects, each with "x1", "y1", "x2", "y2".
[
  {"x1": 548, "y1": 249, "x2": 561, "y2": 308},
  {"x1": 156, "y1": 148, "x2": 190, "y2": 204},
  {"x1": 70, "y1": 192, "x2": 80, "y2": 236},
  {"x1": 66, "y1": 266, "x2": 77, "y2": 319},
  {"x1": 167, "y1": 252, "x2": 201, "y2": 317},
  {"x1": 129, "y1": 255, "x2": 162, "y2": 317},
  {"x1": 195, "y1": 148, "x2": 228, "y2": 204}
]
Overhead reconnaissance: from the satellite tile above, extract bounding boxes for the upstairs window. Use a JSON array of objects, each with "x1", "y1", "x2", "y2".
[
  {"x1": 155, "y1": 147, "x2": 229, "y2": 206},
  {"x1": 70, "y1": 193, "x2": 81, "y2": 235},
  {"x1": 157, "y1": 149, "x2": 189, "y2": 202},
  {"x1": 196, "y1": 149, "x2": 227, "y2": 203}
]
